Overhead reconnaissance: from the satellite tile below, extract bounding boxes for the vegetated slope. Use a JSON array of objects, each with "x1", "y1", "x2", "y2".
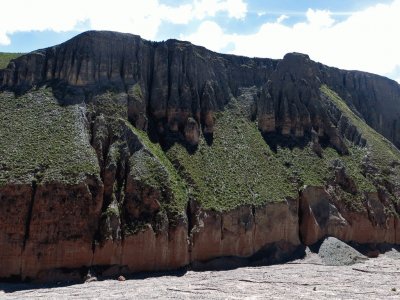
[
  {"x1": 0, "y1": 31, "x2": 400, "y2": 282},
  {"x1": 167, "y1": 90, "x2": 297, "y2": 211},
  {"x1": 0, "y1": 89, "x2": 99, "y2": 185},
  {"x1": 0, "y1": 52, "x2": 23, "y2": 69}
]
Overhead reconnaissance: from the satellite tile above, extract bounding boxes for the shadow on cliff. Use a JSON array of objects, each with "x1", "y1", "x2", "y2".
[
  {"x1": 192, "y1": 244, "x2": 307, "y2": 272},
  {"x1": 347, "y1": 242, "x2": 400, "y2": 257},
  {"x1": 147, "y1": 121, "x2": 203, "y2": 155},
  {"x1": 261, "y1": 132, "x2": 311, "y2": 153},
  {"x1": 261, "y1": 131, "x2": 337, "y2": 155}
]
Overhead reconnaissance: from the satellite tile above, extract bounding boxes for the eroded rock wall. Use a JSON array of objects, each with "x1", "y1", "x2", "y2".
[
  {"x1": 1, "y1": 31, "x2": 400, "y2": 282},
  {"x1": 2, "y1": 31, "x2": 399, "y2": 149},
  {"x1": 299, "y1": 186, "x2": 400, "y2": 246},
  {"x1": 0, "y1": 178, "x2": 103, "y2": 282},
  {"x1": 320, "y1": 67, "x2": 400, "y2": 148}
]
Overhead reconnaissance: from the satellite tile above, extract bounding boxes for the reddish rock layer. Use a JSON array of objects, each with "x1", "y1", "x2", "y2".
[
  {"x1": 299, "y1": 186, "x2": 400, "y2": 246},
  {"x1": 0, "y1": 184, "x2": 32, "y2": 279}
]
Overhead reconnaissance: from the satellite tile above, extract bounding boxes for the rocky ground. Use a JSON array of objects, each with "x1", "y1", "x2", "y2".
[{"x1": 1, "y1": 238, "x2": 399, "y2": 299}]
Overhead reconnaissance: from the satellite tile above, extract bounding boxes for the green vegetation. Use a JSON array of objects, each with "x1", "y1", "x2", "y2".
[
  {"x1": 0, "y1": 89, "x2": 99, "y2": 186},
  {"x1": 125, "y1": 121, "x2": 188, "y2": 215},
  {"x1": 130, "y1": 83, "x2": 143, "y2": 100},
  {"x1": 164, "y1": 88, "x2": 396, "y2": 211},
  {"x1": 102, "y1": 204, "x2": 120, "y2": 218},
  {"x1": 88, "y1": 91, "x2": 128, "y2": 119},
  {"x1": 1, "y1": 82, "x2": 398, "y2": 215},
  {"x1": 166, "y1": 99, "x2": 300, "y2": 211},
  {"x1": 321, "y1": 85, "x2": 400, "y2": 167},
  {"x1": 321, "y1": 85, "x2": 400, "y2": 211},
  {"x1": 0, "y1": 52, "x2": 23, "y2": 69}
]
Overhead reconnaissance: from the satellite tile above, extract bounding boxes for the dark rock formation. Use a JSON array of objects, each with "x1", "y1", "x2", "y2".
[
  {"x1": 2, "y1": 32, "x2": 399, "y2": 149},
  {"x1": 320, "y1": 66, "x2": 400, "y2": 148},
  {"x1": 0, "y1": 31, "x2": 277, "y2": 147}
]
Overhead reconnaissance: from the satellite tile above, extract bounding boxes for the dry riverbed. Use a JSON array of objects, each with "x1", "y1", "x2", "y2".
[{"x1": 1, "y1": 240, "x2": 400, "y2": 299}]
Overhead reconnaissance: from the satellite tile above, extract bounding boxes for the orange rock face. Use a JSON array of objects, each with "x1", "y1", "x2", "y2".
[
  {"x1": 20, "y1": 178, "x2": 103, "y2": 281},
  {"x1": 299, "y1": 186, "x2": 400, "y2": 246},
  {"x1": 1, "y1": 181, "x2": 399, "y2": 282},
  {"x1": 190, "y1": 199, "x2": 301, "y2": 263},
  {"x1": 0, "y1": 178, "x2": 103, "y2": 282},
  {"x1": 0, "y1": 184, "x2": 32, "y2": 279}
]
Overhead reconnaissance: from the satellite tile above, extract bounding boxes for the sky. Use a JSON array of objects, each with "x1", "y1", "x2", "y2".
[{"x1": 0, "y1": 0, "x2": 399, "y2": 83}]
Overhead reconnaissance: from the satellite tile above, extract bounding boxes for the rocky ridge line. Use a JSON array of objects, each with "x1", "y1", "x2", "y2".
[{"x1": 1, "y1": 31, "x2": 400, "y2": 148}]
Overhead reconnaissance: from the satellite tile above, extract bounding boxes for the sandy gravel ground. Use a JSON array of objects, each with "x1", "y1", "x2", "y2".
[{"x1": 1, "y1": 248, "x2": 399, "y2": 299}]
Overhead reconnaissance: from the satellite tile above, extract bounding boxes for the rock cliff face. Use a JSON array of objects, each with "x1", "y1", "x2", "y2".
[
  {"x1": 299, "y1": 186, "x2": 400, "y2": 246},
  {"x1": 321, "y1": 66, "x2": 400, "y2": 149},
  {"x1": 1, "y1": 31, "x2": 399, "y2": 148},
  {"x1": 1, "y1": 31, "x2": 400, "y2": 282}
]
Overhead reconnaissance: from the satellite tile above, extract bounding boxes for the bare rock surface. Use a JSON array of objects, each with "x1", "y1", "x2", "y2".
[
  {"x1": 1, "y1": 249, "x2": 399, "y2": 299},
  {"x1": 317, "y1": 237, "x2": 367, "y2": 266}
]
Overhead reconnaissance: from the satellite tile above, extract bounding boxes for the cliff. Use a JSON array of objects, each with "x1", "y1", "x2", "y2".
[{"x1": 0, "y1": 31, "x2": 400, "y2": 282}]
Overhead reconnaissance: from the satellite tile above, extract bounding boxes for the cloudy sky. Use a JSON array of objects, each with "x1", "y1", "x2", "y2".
[{"x1": 0, "y1": 0, "x2": 399, "y2": 82}]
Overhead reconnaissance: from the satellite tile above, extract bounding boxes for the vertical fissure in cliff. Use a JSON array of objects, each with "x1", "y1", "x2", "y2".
[
  {"x1": 251, "y1": 204, "x2": 256, "y2": 253},
  {"x1": 186, "y1": 199, "x2": 194, "y2": 256},
  {"x1": 297, "y1": 189, "x2": 306, "y2": 245},
  {"x1": 117, "y1": 155, "x2": 130, "y2": 243},
  {"x1": 41, "y1": 52, "x2": 49, "y2": 82},
  {"x1": 23, "y1": 180, "x2": 37, "y2": 250},
  {"x1": 146, "y1": 45, "x2": 155, "y2": 120}
]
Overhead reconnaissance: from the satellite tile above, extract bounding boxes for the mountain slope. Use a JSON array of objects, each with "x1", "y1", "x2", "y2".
[
  {"x1": 0, "y1": 31, "x2": 400, "y2": 282},
  {"x1": 0, "y1": 52, "x2": 23, "y2": 69}
]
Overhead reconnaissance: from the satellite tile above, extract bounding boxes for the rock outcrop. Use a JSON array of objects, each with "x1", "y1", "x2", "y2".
[
  {"x1": 2, "y1": 31, "x2": 399, "y2": 149},
  {"x1": 0, "y1": 31, "x2": 276, "y2": 147},
  {"x1": 299, "y1": 186, "x2": 400, "y2": 246},
  {"x1": 320, "y1": 66, "x2": 400, "y2": 148},
  {"x1": 1, "y1": 31, "x2": 400, "y2": 282}
]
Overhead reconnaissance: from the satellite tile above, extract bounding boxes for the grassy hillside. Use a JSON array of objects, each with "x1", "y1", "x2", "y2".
[
  {"x1": 0, "y1": 52, "x2": 23, "y2": 69},
  {"x1": 163, "y1": 87, "x2": 400, "y2": 212},
  {"x1": 321, "y1": 85, "x2": 400, "y2": 209},
  {"x1": 321, "y1": 85, "x2": 400, "y2": 167},
  {"x1": 167, "y1": 101, "x2": 296, "y2": 211},
  {"x1": 126, "y1": 121, "x2": 189, "y2": 216},
  {"x1": 0, "y1": 84, "x2": 398, "y2": 213},
  {"x1": 0, "y1": 89, "x2": 99, "y2": 186}
]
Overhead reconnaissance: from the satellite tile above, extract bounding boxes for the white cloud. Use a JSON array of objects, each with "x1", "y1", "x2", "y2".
[
  {"x1": 159, "y1": 4, "x2": 194, "y2": 24},
  {"x1": 305, "y1": 9, "x2": 334, "y2": 28},
  {"x1": 276, "y1": 15, "x2": 289, "y2": 24},
  {"x1": 182, "y1": 1, "x2": 400, "y2": 81},
  {"x1": 387, "y1": 65, "x2": 400, "y2": 83},
  {"x1": 180, "y1": 21, "x2": 230, "y2": 52},
  {"x1": 0, "y1": 33, "x2": 10, "y2": 45},
  {"x1": 222, "y1": 0, "x2": 248, "y2": 19},
  {"x1": 0, "y1": 0, "x2": 247, "y2": 45},
  {"x1": 192, "y1": 0, "x2": 247, "y2": 20}
]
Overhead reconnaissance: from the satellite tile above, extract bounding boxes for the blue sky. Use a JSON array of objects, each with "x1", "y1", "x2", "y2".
[{"x1": 0, "y1": 0, "x2": 399, "y2": 82}]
